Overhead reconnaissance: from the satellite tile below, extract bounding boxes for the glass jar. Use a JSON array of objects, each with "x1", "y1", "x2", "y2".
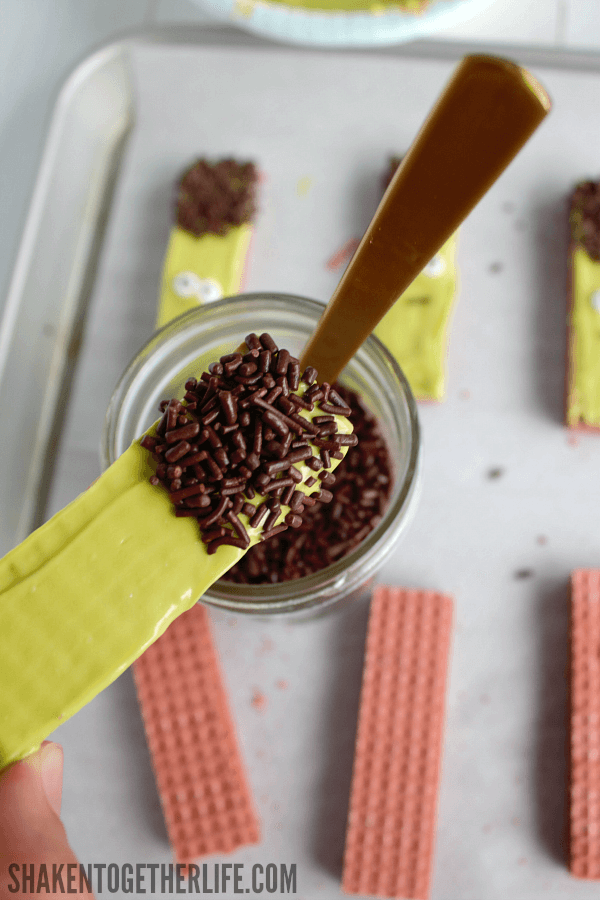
[{"x1": 101, "y1": 293, "x2": 421, "y2": 615}]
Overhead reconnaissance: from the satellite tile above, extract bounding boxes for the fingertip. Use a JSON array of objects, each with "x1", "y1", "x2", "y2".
[{"x1": 0, "y1": 743, "x2": 79, "y2": 874}]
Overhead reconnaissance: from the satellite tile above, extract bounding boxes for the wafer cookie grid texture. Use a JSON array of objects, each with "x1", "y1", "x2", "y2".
[
  {"x1": 133, "y1": 602, "x2": 260, "y2": 863},
  {"x1": 570, "y1": 569, "x2": 600, "y2": 878},
  {"x1": 342, "y1": 586, "x2": 453, "y2": 900}
]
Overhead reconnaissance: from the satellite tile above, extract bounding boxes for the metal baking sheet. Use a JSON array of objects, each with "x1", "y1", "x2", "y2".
[{"x1": 5, "y1": 28, "x2": 600, "y2": 899}]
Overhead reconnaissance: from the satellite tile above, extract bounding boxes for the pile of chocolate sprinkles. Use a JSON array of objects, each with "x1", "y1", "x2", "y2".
[
  {"x1": 223, "y1": 386, "x2": 392, "y2": 584},
  {"x1": 176, "y1": 159, "x2": 257, "y2": 238},
  {"x1": 141, "y1": 333, "x2": 357, "y2": 555},
  {"x1": 570, "y1": 180, "x2": 600, "y2": 261}
]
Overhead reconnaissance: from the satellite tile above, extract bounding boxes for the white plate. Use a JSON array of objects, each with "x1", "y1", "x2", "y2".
[{"x1": 198, "y1": 0, "x2": 497, "y2": 46}]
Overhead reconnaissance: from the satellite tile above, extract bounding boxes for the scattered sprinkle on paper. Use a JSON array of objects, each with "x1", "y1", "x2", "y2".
[
  {"x1": 296, "y1": 176, "x2": 312, "y2": 197},
  {"x1": 326, "y1": 237, "x2": 360, "y2": 272},
  {"x1": 251, "y1": 689, "x2": 267, "y2": 712}
]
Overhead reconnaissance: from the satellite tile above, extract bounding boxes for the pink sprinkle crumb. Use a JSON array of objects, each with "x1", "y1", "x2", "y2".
[
  {"x1": 459, "y1": 389, "x2": 470, "y2": 400},
  {"x1": 276, "y1": 679, "x2": 288, "y2": 690},
  {"x1": 326, "y1": 238, "x2": 360, "y2": 272},
  {"x1": 536, "y1": 535, "x2": 548, "y2": 546},
  {"x1": 257, "y1": 637, "x2": 274, "y2": 656},
  {"x1": 567, "y1": 434, "x2": 580, "y2": 447},
  {"x1": 251, "y1": 689, "x2": 267, "y2": 712}
]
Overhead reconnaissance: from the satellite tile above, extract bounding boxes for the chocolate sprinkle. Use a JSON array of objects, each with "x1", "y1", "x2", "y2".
[
  {"x1": 223, "y1": 386, "x2": 392, "y2": 584},
  {"x1": 145, "y1": 334, "x2": 354, "y2": 555},
  {"x1": 571, "y1": 180, "x2": 600, "y2": 261},
  {"x1": 176, "y1": 159, "x2": 258, "y2": 238}
]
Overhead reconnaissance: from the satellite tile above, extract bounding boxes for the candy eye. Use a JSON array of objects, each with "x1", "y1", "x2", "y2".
[
  {"x1": 172, "y1": 271, "x2": 203, "y2": 298},
  {"x1": 591, "y1": 289, "x2": 600, "y2": 313},
  {"x1": 423, "y1": 255, "x2": 446, "y2": 278},
  {"x1": 197, "y1": 279, "x2": 224, "y2": 304},
  {"x1": 172, "y1": 272, "x2": 223, "y2": 304}
]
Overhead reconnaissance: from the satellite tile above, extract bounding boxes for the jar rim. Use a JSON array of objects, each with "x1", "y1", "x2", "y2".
[{"x1": 102, "y1": 292, "x2": 421, "y2": 614}]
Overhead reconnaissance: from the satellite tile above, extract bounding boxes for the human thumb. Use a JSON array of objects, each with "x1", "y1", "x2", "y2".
[{"x1": 0, "y1": 742, "x2": 92, "y2": 899}]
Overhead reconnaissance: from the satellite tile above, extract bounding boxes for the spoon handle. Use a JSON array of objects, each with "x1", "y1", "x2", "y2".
[{"x1": 300, "y1": 55, "x2": 551, "y2": 385}]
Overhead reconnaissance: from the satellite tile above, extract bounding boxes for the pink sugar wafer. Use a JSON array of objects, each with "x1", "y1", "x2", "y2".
[
  {"x1": 570, "y1": 570, "x2": 600, "y2": 878},
  {"x1": 133, "y1": 603, "x2": 260, "y2": 862},
  {"x1": 342, "y1": 586, "x2": 453, "y2": 900}
]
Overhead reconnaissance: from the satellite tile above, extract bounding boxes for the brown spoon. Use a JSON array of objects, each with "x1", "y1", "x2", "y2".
[{"x1": 300, "y1": 54, "x2": 551, "y2": 385}]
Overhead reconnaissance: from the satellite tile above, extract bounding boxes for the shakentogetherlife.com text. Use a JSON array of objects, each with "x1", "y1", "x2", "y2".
[{"x1": 6, "y1": 862, "x2": 298, "y2": 895}]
